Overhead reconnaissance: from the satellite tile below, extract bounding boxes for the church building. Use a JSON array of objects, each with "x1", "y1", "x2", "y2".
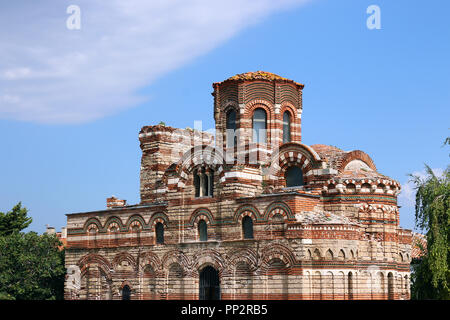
[{"x1": 64, "y1": 71, "x2": 412, "y2": 300}]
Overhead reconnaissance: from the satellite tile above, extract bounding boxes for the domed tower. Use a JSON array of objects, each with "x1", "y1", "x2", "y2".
[{"x1": 212, "y1": 71, "x2": 304, "y2": 158}]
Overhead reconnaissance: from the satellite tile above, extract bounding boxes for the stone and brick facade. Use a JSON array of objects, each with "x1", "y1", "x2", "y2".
[{"x1": 64, "y1": 71, "x2": 412, "y2": 300}]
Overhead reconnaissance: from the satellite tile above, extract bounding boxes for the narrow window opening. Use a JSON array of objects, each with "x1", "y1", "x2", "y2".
[
  {"x1": 226, "y1": 109, "x2": 237, "y2": 148},
  {"x1": 252, "y1": 108, "x2": 267, "y2": 144},
  {"x1": 209, "y1": 170, "x2": 214, "y2": 196},
  {"x1": 194, "y1": 170, "x2": 200, "y2": 197},
  {"x1": 198, "y1": 220, "x2": 208, "y2": 241},
  {"x1": 283, "y1": 111, "x2": 291, "y2": 143},
  {"x1": 155, "y1": 222, "x2": 164, "y2": 244},
  {"x1": 122, "y1": 285, "x2": 131, "y2": 300},
  {"x1": 242, "y1": 216, "x2": 254, "y2": 239}
]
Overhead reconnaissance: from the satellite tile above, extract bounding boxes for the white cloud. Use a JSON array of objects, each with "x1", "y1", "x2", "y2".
[
  {"x1": 398, "y1": 168, "x2": 444, "y2": 208},
  {"x1": 0, "y1": 0, "x2": 311, "y2": 124}
]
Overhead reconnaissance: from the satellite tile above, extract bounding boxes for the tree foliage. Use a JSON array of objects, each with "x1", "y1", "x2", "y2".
[
  {"x1": 0, "y1": 203, "x2": 65, "y2": 300},
  {"x1": 410, "y1": 163, "x2": 450, "y2": 300},
  {"x1": 0, "y1": 202, "x2": 32, "y2": 236}
]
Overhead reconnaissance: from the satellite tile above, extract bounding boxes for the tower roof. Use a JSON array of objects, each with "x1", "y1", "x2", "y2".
[{"x1": 214, "y1": 71, "x2": 304, "y2": 88}]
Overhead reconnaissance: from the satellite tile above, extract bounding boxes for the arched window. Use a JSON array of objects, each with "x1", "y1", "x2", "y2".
[
  {"x1": 155, "y1": 222, "x2": 164, "y2": 244},
  {"x1": 242, "y1": 216, "x2": 254, "y2": 239},
  {"x1": 252, "y1": 108, "x2": 267, "y2": 144},
  {"x1": 285, "y1": 166, "x2": 304, "y2": 187},
  {"x1": 282, "y1": 111, "x2": 291, "y2": 143},
  {"x1": 122, "y1": 285, "x2": 131, "y2": 300},
  {"x1": 226, "y1": 109, "x2": 237, "y2": 148},
  {"x1": 198, "y1": 220, "x2": 208, "y2": 241},
  {"x1": 194, "y1": 170, "x2": 200, "y2": 197},
  {"x1": 194, "y1": 168, "x2": 214, "y2": 198}
]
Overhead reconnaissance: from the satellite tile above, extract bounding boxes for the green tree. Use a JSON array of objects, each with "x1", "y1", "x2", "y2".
[
  {"x1": 0, "y1": 203, "x2": 65, "y2": 300},
  {"x1": 0, "y1": 202, "x2": 32, "y2": 236},
  {"x1": 410, "y1": 163, "x2": 449, "y2": 299}
]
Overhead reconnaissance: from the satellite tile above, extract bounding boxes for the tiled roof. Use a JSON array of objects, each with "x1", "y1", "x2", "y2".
[{"x1": 216, "y1": 71, "x2": 304, "y2": 87}]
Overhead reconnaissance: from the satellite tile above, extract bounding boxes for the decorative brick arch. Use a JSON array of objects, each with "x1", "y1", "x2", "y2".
[
  {"x1": 279, "y1": 102, "x2": 297, "y2": 119},
  {"x1": 233, "y1": 204, "x2": 261, "y2": 223},
  {"x1": 106, "y1": 221, "x2": 120, "y2": 233},
  {"x1": 148, "y1": 212, "x2": 169, "y2": 228},
  {"x1": 263, "y1": 201, "x2": 294, "y2": 221},
  {"x1": 125, "y1": 214, "x2": 146, "y2": 231},
  {"x1": 228, "y1": 248, "x2": 258, "y2": 271},
  {"x1": 78, "y1": 253, "x2": 113, "y2": 278},
  {"x1": 112, "y1": 252, "x2": 138, "y2": 272},
  {"x1": 178, "y1": 146, "x2": 224, "y2": 175},
  {"x1": 142, "y1": 264, "x2": 158, "y2": 282},
  {"x1": 104, "y1": 216, "x2": 125, "y2": 232},
  {"x1": 189, "y1": 207, "x2": 215, "y2": 227},
  {"x1": 193, "y1": 249, "x2": 227, "y2": 277},
  {"x1": 339, "y1": 150, "x2": 377, "y2": 172},
  {"x1": 266, "y1": 142, "x2": 322, "y2": 185},
  {"x1": 175, "y1": 145, "x2": 225, "y2": 188},
  {"x1": 139, "y1": 251, "x2": 162, "y2": 275},
  {"x1": 161, "y1": 250, "x2": 191, "y2": 272},
  {"x1": 83, "y1": 217, "x2": 102, "y2": 233},
  {"x1": 223, "y1": 100, "x2": 239, "y2": 115},
  {"x1": 86, "y1": 223, "x2": 99, "y2": 235},
  {"x1": 244, "y1": 99, "x2": 274, "y2": 118},
  {"x1": 358, "y1": 203, "x2": 376, "y2": 214},
  {"x1": 260, "y1": 243, "x2": 296, "y2": 268},
  {"x1": 167, "y1": 262, "x2": 186, "y2": 279}
]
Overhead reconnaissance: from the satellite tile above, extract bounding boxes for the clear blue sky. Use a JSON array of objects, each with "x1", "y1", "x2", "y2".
[{"x1": 0, "y1": 0, "x2": 448, "y2": 233}]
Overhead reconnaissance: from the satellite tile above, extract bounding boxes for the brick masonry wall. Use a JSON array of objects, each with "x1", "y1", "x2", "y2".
[{"x1": 65, "y1": 191, "x2": 411, "y2": 300}]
